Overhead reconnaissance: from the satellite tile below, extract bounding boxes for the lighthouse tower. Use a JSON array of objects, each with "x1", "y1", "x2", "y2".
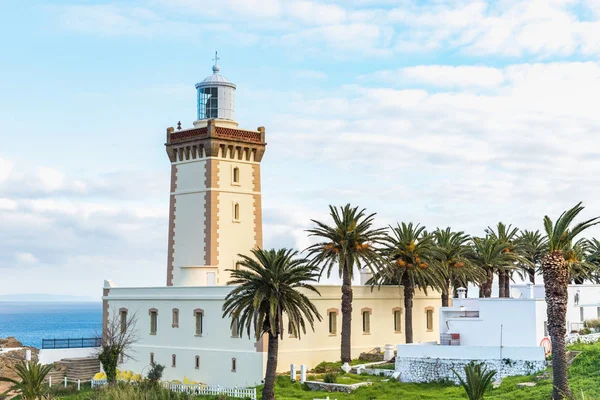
[{"x1": 165, "y1": 55, "x2": 266, "y2": 287}]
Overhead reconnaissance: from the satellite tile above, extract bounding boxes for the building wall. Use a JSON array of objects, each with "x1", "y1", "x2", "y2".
[
  {"x1": 105, "y1": 284, "x2": 441, "y2": 385},
  {"x1": 267, "y1": 285, "x2": 441, "y2": 371},
  {"x1": 169, "y1": 154, "x2": 261, "y2": 287},
  {"x1": 105, "y1": 286, "x2": 264, "y2": 387},
  {"x1": 39, "y1": 348, "x2": 99, "y2": 365}
]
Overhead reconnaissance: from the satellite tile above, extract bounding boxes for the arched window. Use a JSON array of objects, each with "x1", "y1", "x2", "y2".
[
  {"x1": 233, "y1": 167, "x2": 240, "y2": 183},
  {"x1": 234, "y1": 203, "x2": 240, "y2": 221},
  {"x1": 172, "y1": 308, "x2": 179, "y2": 328},
  {"x1": 119, "y1": 308, "x2": 128, "y2": 334},
  {"x1": 194, "y1": 309, "x2": 204, "y2": 336}
]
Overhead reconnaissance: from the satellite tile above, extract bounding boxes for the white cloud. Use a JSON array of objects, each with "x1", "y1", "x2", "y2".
[
  {"x1": 37, "y1": 167, "x2": 65, "y2": 191},
  {"x1": 0, "y1": 157, "x2": 14, "y2": 183},
  {"x1": 292, "y1": 69, "x2": 328, "y2": 80},
  {"x1": 14, "y1": 252, "x2": 39, "y2": 264},
  {"x1": 0, "y1": 198, "x2": 17, "y2": 211}
]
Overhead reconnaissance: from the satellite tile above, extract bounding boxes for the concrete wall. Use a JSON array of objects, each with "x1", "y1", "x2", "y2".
[
  {"x1": 39, "y1": 348, "x2": 99, "y2": 365},
  {"x1": 395, "y1": 344, "x2": 545, "y2": 383},
  {"x1": 441, "y1": 298, "x2": 544, "y2": 347}
]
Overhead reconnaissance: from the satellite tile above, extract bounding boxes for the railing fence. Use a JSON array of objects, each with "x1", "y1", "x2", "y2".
[{"x1": 42, "y1": 337, "x2": 102, "y2": 349}]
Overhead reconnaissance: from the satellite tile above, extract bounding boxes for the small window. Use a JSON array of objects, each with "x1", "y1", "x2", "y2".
[
  {"x1": 233, "y1": 167, "x2": 240, "y2": 183},
  {"x1": 172, "y1": 354, "x2": 176, "y2": 368},
  {"x1": 194, "y1": 309, "x2": 203, "y2": 336},
  {"x1": 119, "y1": 353, "x2": 124, "y2": 364},
  {"x1": 597, "y1": 307, "x2": 600, "y2": 319},
  {"x1": 149, "y1": 309, "x2": 158, "y2": 335},
  {"x1": 394, "y1": 309, "x2": 402, "y2": 333},
  {"x1": 288, "y1": 320, "x2": 297, "y2": 338},
  {"x1": 231, "y1": 317, "x2": 240, "y2": 338},
  {"x1": 544, "y1": 321, "x2": 548, "y2": 337},
  {"x1": 426, "y1": 308, "x2": 434, "y2": 331},
  {"x1": 150, "y1": 353, "x2": 154, "y2": 364},
  {"x1": 119, "y1": 309, "x2": 128, "y2": 334},
  {"x1": 328, "y1": 311, "x2": 337, "y2": 335},
  {"x1": 172, "y1": 308, "x2": 179, "y2": 328},
  {"x1": 234, "y1": 203, "x2": 240, "y2": 221},
  {"x1": 362, "y1": 309, "x2": 371, "y2": 334},
  {"x1": 195, "y1": 355, "x2": 200, "y2": 369},
  {"x1": 231, "y1": 357, "x2": 237, "y2": 372},
  {"x1": 580, "y1": 307, "x2": 584, "y2": 322}
]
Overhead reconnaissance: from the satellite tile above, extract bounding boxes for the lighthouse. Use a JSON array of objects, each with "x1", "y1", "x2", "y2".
[{"x1": 164, "y1": 55, "x2": 266, "y2": 287}]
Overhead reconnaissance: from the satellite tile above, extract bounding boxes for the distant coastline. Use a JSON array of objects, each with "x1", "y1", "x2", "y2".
[{"x1": 0, "y1": 293, "x2": 99, "y2": 302}]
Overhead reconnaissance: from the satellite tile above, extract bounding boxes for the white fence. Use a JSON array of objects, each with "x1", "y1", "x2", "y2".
[{"x1": 90, "y1": 379, "x2": 256, "y2": 399}]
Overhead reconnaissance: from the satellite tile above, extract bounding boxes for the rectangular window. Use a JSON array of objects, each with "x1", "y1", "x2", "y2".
[
  {"x1": 195, "y1": 355, "x2": 200, "y2": 369},
  {"x1": 172, "y1": 309, "x2": 179, "y2": 328},
  {"x1": 150, "y1": 311, "x2": 158, "y2": 335},
  {"x1": 580, "y1": 307, "x2": 584, "y2": 322},
  {"x1": 362, "y1": 311, "x2": 371, "y2": 334},
  {"x1": 150, "y1": 353, "x2": 154, "y2": 364},
  {"x1": 233, "y1": 167, "x2": 240, "y2": 184},
  {"x1": 394, "y1": 310, "x2": 402, "y2": 332},
  {"x1": 172, "y1": 354, "x2": 176, "y2": 368},
  {"x1": 426, "y1": 309, "x2": 434, "y2": 331},
  {"x1": 544, "y1": 321, "x2": 548, "y2": 337},
  {"x1": 233, "y1": 203, "x2": 240, "y2": 221},
  {"x1": 597, "y1": 307, "x2": 600, "y2": 319},
  {"x1": 120, "y1": 310, "x2": 127, "y2": 334},
  {"x1": 195, "y1": 311, "x2": 203, "y2": 336},
  {"x1": 231, "y1": 358, "x2": 237, "y2": 372},
  {"x1": 328, "y1": 312, "x2": 337, "y2": 335}
]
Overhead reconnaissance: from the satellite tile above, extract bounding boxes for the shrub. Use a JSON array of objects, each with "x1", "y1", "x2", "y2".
[
  {"x1": 579, "y1": 327, "x2": 592, "y2": 335},
  {"x1": 313, "y1": 361, "x2": 341, "y2": 373},
  {"x1": 0, "y1": 360, "x2": 54, "y2": 400},
  {"x1": 323, "y1": 372, "x2": 338, "y2": 384},
  {"x1": 452, "y1": 361, "x2": 497, "y2": 400},
  {"x1": 147, "y1": 362, "x2": 165, "y2": 384},
  {"x1": 585, "y1": 319, "x2": 600, "y2": 329}
]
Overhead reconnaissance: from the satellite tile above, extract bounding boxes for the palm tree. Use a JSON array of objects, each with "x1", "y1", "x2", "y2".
[
  {"x1": 306, "y1": 204, "x2": 386, "y2": 363},
  {"x1": 541, "y1": 202, "x2": 599, "y2": 400},
  {"x1": 222, "y1": 248, "x2": 322, "y2": 400},
  {"x1": 471, "y1": 236, "x2": 521, "y2": 298},
  {"x1": 0, "y1": 360, "x2": 53, "y2": 400},
  {"x1": 516, "y1": 230, "x2": 547, "y2": 284},
  {"x1": 452, "y1": 361, "x2": 497, "y2": 400},
  {"x1": 485, "y1": 223, "x2": 520, "y2": 298},
  {"x1": 370, "y1": 223, "x2": 443, "y2": 343},
  {"x1": 432, "y1": 228, "x2": 483, "y2": 307}
]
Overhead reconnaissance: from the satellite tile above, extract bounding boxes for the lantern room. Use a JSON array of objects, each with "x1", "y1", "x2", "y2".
[{"x1": 194, "y1": 53, "x2": 236, "y2": 122}]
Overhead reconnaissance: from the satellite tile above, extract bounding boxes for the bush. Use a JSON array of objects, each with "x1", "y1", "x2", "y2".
[
  {"x1": 452, "y1": 361, "x2": 497, "y2": 400},
  {"x1": 323, "y1": 372, "x2": 338, "y2": 384},
  {"x1": 89, "y1": 383, "x2": 195, "y2": 399},
  {"x1": 579, "y1": 327, "x2": 592, "y2": 335},
  {"x1": 147, "y1": 362, "x2": 165, "y2": 384},
  {"x1": 313, "y1": 361, "x2": 341, "y2": 373},
  {"x1": 585, "y1": 319, "x2": 600, "y2": 329}
]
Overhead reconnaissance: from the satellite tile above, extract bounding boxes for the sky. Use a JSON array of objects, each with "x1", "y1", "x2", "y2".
[{"x1": 1, "y1": 0, "x2": 600, "y2": 299}]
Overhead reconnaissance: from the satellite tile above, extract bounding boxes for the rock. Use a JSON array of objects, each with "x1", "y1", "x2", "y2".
[
  {"x1": 0, "y1": 347, "x2": 40, "y2": 382},
  {"x1": 0, "y1": 337, "x2": 22, "y2": 348},
  {"x1": 516, "y1": 382, "x2": 536, "y2": 387}
]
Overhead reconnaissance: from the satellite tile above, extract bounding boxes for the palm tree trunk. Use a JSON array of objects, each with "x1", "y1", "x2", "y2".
[
  {"x1": 262, "y1": 332, "x2": 279, "y2": 400},
  {"x1": 340, "y1": 266, "x2": 353, "y2": 363},
  {"x1": 528, "y1": 269, "x2": 535, "y2": 284},
  {"x1": 441, "y1": 277, "x2": 450, "y2": 307},
  {"x1": 481, "y1": 268, "x2": 493, "y2": 298},
  {"x1": 403, "y1": 276, "x2": 414, "y2": 344},
  {"x1": 542, "y1": 251, "x2": 572, "y2": 400},
  {"x1": 504, "y1": 271, "x2": 511, "y2": 297},
  {"x1": 498, "y1": 270, "x2": 506, "y2": 298}
]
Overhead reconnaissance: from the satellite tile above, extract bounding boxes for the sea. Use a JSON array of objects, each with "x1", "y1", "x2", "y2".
[{"x1": 0, "y1": 302, "x2": 102, "y2": 348}]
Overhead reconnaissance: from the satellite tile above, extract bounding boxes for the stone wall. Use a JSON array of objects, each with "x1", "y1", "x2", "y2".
[
  {"x1": 304, "y1": 381, "x2": 372, "y2": 393},
  {"x1": 395, "y1": 357, "x2": 545, "y2": 384},
  {"x1": 566, "y1": 332, "x2": 600, "y2": 345}
]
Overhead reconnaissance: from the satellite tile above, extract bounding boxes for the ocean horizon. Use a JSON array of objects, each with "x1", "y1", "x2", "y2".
[{"x1": 0, "y1": 301, "x2": 102, "y2": 348}]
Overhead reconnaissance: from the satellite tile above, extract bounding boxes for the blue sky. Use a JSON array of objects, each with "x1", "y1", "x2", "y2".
[{"x1": 1, "y1": 0, "x2": 600, "y2": 298}]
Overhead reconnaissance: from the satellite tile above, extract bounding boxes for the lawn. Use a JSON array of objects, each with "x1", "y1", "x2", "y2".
[{"x1": 44, "y1": 341, "x2": 600, "y2": 399}]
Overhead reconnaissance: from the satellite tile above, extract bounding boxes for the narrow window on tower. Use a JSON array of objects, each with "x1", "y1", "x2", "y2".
[
  {"x1": 233, "y1": 166, "x2": 240, "y2": 184},
  {"x1": 195, "y1": 355, "x2": 200, "y2": 369},
  {"x1": 231, "y1": 358, "x2": 237, "y2": 372},
  {"x1": 233, "y1": 202, "x2": 240, "y2": 222},
  {"x1": 150, "y1": 353, "x2": 154, "y2": 364},
  {"x1": 172, "y1": 354, "x2": 176, "y2": 368}
]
